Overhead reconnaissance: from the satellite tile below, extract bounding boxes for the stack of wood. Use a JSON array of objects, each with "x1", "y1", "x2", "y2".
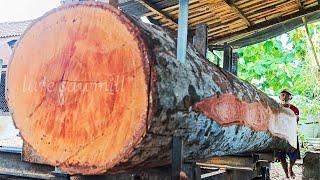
[{"x1": 6, "y1": 2, "x2": 297, "y2": 175}]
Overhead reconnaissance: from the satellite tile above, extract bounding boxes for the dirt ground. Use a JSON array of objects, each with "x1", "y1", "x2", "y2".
[{"x1": 270, "y1": 160, "x2": 303, "y2": 180}]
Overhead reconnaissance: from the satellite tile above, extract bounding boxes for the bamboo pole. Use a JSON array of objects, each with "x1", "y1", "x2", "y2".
[{"x1": 302, "y1": 16, "x2": 320, "y2": 69}]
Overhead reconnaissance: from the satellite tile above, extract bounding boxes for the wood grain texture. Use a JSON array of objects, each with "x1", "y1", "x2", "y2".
[{"x1": 7, "y1": 2, "x2": 297, "y2": 175}]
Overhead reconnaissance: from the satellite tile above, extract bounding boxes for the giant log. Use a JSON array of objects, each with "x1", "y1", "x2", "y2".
[{"x1": 6, "y1": 2, "x2": 297, "y2": 175}]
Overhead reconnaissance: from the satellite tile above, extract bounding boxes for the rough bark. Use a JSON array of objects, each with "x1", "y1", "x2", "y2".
[{"x1": 6, "y1": 2, "x2": 297, "y2": 175}]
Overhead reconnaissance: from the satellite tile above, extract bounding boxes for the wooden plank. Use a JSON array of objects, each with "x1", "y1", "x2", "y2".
[
  {"x1": 162, "y1": 0, "x2": 209, "y2": 16},
  {"x1": 247, "y1": 1, "x2": 296, "y2": 20},
  {"x1": 208, "y1": 19, "x2": 245, "y2": 35},
  {"x1": 244, "y1": 0, "x2": 287, "y2": 15},
  {"x1": 165, "y1": 0, "x2": 227, "y2": 16},
  {"x1": 305, "y1": 2, "x2": 318, "y2": 8},
  {"x1": 201, "y1": 169, "x2": 227, "y2": 178},
  {"x1": 198, "y1": 156, "x2": 255, "y2": 169},
  {"x1": 237, "y1": 0, "x2": 269, "y2": 9},
  {"x1": 196, "y1": 163, "x2": 253, "y2": 171}
]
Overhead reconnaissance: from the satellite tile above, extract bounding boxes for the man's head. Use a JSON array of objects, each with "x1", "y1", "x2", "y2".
[{"x1": 280, "y1": 89, "x2": 292, "y2": 103}]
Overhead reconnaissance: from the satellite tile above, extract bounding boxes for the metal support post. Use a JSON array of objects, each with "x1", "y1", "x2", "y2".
[{"x1": 177, "y1": 0, "x2": 189, "y2": 63}]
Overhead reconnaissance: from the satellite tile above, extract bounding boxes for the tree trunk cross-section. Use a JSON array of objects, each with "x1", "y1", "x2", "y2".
[{"x1": 6, "y1": 2, "x2": 297, "y2": 175}]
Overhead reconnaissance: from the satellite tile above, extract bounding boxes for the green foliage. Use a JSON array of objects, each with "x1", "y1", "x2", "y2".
[
  {"x1": 207, "y1": 50, "x2": 223, "y2": 67},
  {"x1": 237, "y1": 23, "x2": 320, "y2": 123}
]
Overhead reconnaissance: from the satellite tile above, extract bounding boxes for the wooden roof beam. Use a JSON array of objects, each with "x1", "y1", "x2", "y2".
[
  {"x1": 296, "y1": 0, "x2": 303, "y2": 10},
  {"x1": 224, "y1": 0, "x2": 251, "y2": 27},
  {"x1": 137, "y1": 0, "x2": 178, "y2": 26},
  {"x1": 211, "y1": 4, "x2": 320, "y2": 45}
]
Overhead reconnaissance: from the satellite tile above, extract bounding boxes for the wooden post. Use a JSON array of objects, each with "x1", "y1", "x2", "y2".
[
  {"x1": 223, "y1": 43, "x2": 233, "y2": 72},
  {"x1": 231, "y1": 52, "x2": 239, "y2": 76},
  {"x1": 193, "y1": 24, "x2": 208, "y2": 57},
  {"x1": 171, "y1": 136, "x2": 183, "y2": 180},
  {"x1": 177, "y1": 0, "x2": 189, "y2": 63}
]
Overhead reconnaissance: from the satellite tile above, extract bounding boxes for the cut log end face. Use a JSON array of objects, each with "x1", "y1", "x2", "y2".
[{"x1": 7, "y1": 3, "x2": 150, "y2": 174}]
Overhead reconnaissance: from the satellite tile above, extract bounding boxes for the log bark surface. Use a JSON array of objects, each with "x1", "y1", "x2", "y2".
[{"x1": 7, "y1": 2, "x2": 297, "y2": 175}]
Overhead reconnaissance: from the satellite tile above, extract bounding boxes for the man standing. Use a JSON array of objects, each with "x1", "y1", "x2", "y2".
[{"x1": 277, "y1": 89, "x2": 300, "y2": 179}]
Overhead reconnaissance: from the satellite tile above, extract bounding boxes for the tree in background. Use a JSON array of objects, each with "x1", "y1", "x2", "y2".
[{"x1": 236, "y1": 22, "x2": 320, "y2": 123}]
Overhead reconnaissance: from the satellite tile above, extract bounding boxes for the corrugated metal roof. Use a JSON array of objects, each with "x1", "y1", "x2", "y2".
[{"x1": 0, "y1": 20, "x2": 32, "y2": 38}]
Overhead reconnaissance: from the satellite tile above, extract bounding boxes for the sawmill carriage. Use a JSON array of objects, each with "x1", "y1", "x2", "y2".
[{"x1": 1, "y1": 0, "x2": 320, "y2": 179}]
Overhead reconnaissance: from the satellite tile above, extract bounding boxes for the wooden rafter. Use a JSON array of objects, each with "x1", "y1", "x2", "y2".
[
  {"x1": 137, "y1": 0, "x2": 178, "y2": 26},
  {"x1": 224, "y1": 0, "x2": 251, "y2": 27},
  {"x1": 296, "y1": 0, "x2": 303, "y2": 10},
  {"x1": 211, "y1": 5, "x2": 320, "y2": 45}
]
